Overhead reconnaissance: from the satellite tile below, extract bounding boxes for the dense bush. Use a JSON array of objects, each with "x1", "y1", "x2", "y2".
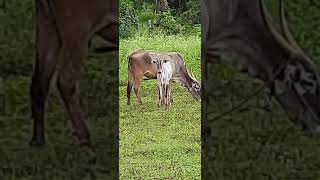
[
  {"x1": 119, "y1": 0, "x2": 138, "y2": 39},
  {"x1": 120, "y1": 0, "x2": 200, "y2": 38}
]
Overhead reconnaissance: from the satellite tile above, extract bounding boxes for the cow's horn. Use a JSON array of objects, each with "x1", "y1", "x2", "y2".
[
  {"x1": 190, "y1": 67, "x2": 196, "y2": 80},
  {"x1": 279, "y1": 0, "x2": 303, "y2": 54},
  {"x1": 260, "y1": 0, "x2": 300, "y2": 58}
]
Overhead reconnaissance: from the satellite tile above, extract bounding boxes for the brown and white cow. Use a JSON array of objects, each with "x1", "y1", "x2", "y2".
[{"x1": 126, "y1": 49, "x2": 201, "y2": 106}]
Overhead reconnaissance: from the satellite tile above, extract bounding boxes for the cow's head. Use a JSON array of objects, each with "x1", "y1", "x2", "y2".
[
  {"x1": 186, "y1": 67, "x2": 201, "y2": 101},
  {"x1": 151, "y1": 58, "x2": 170, "y2": 75}
]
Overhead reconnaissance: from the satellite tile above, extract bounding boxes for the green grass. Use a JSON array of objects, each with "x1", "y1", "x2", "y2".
[
  {"x1": 202, "y1": 64, "x2": 320, "y2": 179},
  {"x1": 119, "y1": 35, "x2": 201, "y2": 179},
  {"x1": 0, "y1": 52, "x2": 119, "y2": 179}
]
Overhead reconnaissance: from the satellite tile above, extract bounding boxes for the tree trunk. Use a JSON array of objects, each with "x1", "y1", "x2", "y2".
[{"x1": 159, "y1": 0, "x2": 168, "y2": 11}]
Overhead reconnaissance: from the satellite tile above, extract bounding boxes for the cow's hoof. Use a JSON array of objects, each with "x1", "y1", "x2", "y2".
[
  {"x1": 77, "y1": 136, "x2": 92, "y2": 147},
  {"x1": 127, "y1": 101, "x2": 130, "y2": 105},
  {"x1": 79, "y1": 140, "x2": 93, "y2": 149},
  {"x1": 312, "y1": 125, "x2": 320, "y2": 133},
  {"x1": 29, "y1": 138, "x2": 45, "y2": 146},
  {"x1": 80, "y1": 143, "x2": 96, "y2": 164}
]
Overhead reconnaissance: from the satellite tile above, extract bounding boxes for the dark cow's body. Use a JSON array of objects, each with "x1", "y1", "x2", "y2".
[
  {"x1": 30, "y1": 0, "x2": 118, "y2": 146},
  {"x1": 202, "y1": 0, "x2": 320, "y2": 132}
]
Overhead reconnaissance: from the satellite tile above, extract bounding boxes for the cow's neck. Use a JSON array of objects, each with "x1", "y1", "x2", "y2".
[{"x1": 175, "y1": 73, "x2": 194, "y2": 88}]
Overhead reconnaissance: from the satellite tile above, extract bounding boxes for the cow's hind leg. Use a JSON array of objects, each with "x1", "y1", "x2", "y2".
[
  {"x1": 127, "y1": 70, "x2": 134, "y2": 105},
  {"x1": 127, "y1": 80, "x2": 133, "y2": 105},
  {"x1": 133, "y1": 73, "x2": 143, "y2": 105},
  {"x1": 57, "y1": 43, "x2": 91, "y2": 146},
  {"x1": 30, "y1": 19, "x2": 60, "y2": 146},
  {"x1": 30, "y1": 55, "x2": 57, "y2": 146}
]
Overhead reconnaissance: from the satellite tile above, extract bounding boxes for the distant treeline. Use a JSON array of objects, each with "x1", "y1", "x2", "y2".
[{"x1": 120, "y1": 0, "x2": 201, "y2": 38}]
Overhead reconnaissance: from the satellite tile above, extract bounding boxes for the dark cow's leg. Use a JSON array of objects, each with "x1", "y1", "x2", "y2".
[
  {"x1": 168, "y1": 82, "x2": 172, "y2": 107},
  {"x1": 127, "y1": 70, "x2": 134, "y2": 105},
  {"x1": 30, "y1": 19, "x2": 60, "y2": 146},
  {"x1": 57, "y1": 42, "x2": 91, "y2": 146},
  {"x1": 162, "y1": 85, "x2": 166, "y2": 106},
  {"x1": 157, "y1": 85, "x2": 162, "y2": 108},
  {"x1": 127, "y1": 80, "x2": 133, "y2": 105},
  {"x1": 131, "y1": 72, "x2": 143, "y2": 105},
  {"x1": 165, "y1": 84, "x2": 169, "y2": 110},
  {"x1": 133, "y1": 79, "x2": 142, "y2": 105}
]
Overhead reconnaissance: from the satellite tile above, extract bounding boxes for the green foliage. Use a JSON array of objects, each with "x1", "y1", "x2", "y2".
[
  {"x1": 120, "y1": 0, "x2": 201, "y2": 38},
  {"x1": 177, "y1": 0, "x2": 200, "y2": 25},
  {"x1": 136, "y1": 3, "x2": 156, "y2": 23},
  {"x1": 119, "y1": 0, "x2": 138, "y2": 38},
  {"x1": 156, "y1": 10, "x2": 183, "y2": 34}
]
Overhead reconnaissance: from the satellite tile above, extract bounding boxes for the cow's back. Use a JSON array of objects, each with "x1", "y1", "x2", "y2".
[
  {"x1": 128, "y1": 50, "x2": 158, "y2": 78},
  {"x1": 166, "y1": 52, "x2": 187, "y2": 77},
  {"x1": 38, "y1": 0, "x2": 118, "y2": 40},
  {"x1": 127, "y1": 50, "x2": 186, "y2": 79}
]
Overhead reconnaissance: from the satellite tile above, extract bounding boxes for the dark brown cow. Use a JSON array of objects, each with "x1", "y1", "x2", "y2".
[
  {"x1": 30, "y1": 0, "x2": 118, "y2": 146},
  {"x1": 202, "y1": 0, "x2": 320, "y2": 132}
]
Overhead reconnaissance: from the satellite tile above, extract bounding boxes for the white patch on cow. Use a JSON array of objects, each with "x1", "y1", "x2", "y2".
[{"x1": 160, "y1": 60, "x2": 173, "y2": 85}]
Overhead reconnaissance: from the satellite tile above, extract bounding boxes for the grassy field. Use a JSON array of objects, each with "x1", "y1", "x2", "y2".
[
  {"x1": 119, "y1": 35, "x2": 201, "y2": 179},
  {"x1": 203, "y1": 64, "x2": 320, "y2": 179},
  {"x1": 0, "y1": 51, "x2": 119, "y2": 179}
]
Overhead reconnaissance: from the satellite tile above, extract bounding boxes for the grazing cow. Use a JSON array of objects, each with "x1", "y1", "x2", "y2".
[
  {"x1": 30, "y1": 0, "x2": 118, "y2": 146},
  {"x1": 202, "y1": 0, "x2": 320, "y2": 132},
  {"x1": 127, "y1": 49, "x2": 201, "y2": 105},
  {"x1": 154, "y1": 58, "x2": 173, "y2": 109}
]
